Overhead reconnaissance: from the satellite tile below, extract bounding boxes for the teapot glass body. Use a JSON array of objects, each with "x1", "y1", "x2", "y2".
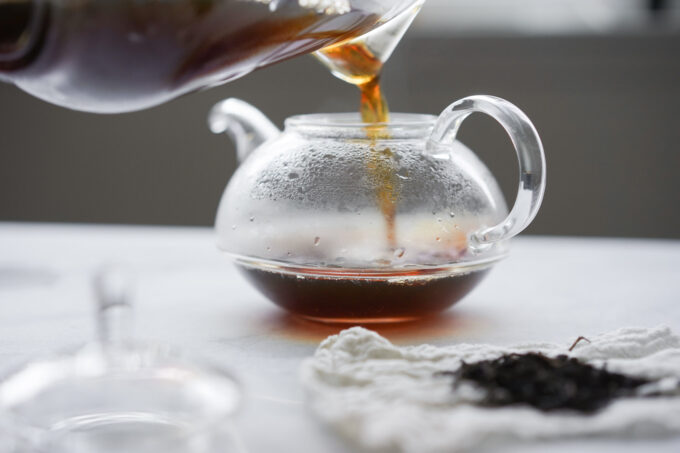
[{"x1": 210, "y1": 96, "x2": 546, "y2": 322}]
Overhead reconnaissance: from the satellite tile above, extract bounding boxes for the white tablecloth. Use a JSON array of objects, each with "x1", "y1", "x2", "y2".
[{"x1": 0, "y1": 222, "x2": 679, "y2": 452}]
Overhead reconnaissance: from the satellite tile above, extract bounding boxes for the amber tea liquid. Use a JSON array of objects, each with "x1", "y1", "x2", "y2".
[
  {"x1": 317, "y1": 40, "x2": 398, "y2": 247},
  {"x1": 238, "y1": 263, "x2": 489, "y2": 323}
]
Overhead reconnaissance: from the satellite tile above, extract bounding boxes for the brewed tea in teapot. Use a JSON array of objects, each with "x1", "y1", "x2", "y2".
[{"x1": 209, "y1": 95, "x2": 546, "y2": 322}]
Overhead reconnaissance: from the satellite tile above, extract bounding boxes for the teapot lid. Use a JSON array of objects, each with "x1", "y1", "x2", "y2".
[{"x1": 285, "y1": 112, "x2": 437, "y2": 139}]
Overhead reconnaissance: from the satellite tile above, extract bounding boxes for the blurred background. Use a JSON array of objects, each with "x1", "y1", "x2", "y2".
[{"x1": 1, "y1": 0, "x2": 679, "y2": 238}]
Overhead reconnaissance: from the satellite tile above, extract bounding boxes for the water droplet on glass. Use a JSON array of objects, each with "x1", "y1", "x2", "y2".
[
  {"x1": 287, "y1": 251, "x2": 292, "y2": 257},
  {"x1": 436, "y1": 237, "x2": 441, "y2": 242},
  {"x1": 266, "y1": 246, "x2": 271, "y2": 251},
  {"x1": 396, "y1": 168, "x2": 409, "y2": 180},
  {"x1": 449, "y1": 212, "x2": 455, "y2": 218},
  {"x1": 249, "y1": 216, "x2": 254, "y2": 222},
  {"x1": 314, "y1": 237, "x2": 320, "y2": 246},
  {"x1": 394, "y1": 248, "x2": 405, "y2": 258},
  {"x1": 231, "y1": 225, "x2": 236, "y2": 230},
  {"x1": 437, "y1": 218, "x2": 442, "y2": 223},
  {"x1": 288, "y1": 172, "x2": 299, "y2": 179}
]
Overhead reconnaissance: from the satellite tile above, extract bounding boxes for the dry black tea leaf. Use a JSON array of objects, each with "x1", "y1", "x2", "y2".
[{"x1": 439, "y1": 353, "x2": 652, "y2": 413}]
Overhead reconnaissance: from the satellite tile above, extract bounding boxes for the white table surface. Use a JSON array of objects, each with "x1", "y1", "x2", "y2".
[{"x1": 0, "y1": 222, "x2": 679, "y2": 452}]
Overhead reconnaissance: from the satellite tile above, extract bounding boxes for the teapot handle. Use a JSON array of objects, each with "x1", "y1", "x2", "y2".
[
  {"x1": 430, "y1": 95, "x2": 546, "y2": 252},
  {"x1": 208, "y1": 98, "x2": 280, "y2": 163}
]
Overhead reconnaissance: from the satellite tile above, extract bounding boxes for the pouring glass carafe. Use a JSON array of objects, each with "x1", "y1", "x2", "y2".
[
  {"x1": 0, "y1": 0, "x2": 422, "y2": 113},
  {"x1": 208, "y1": 95, "x2": 546, "y2": 323}
]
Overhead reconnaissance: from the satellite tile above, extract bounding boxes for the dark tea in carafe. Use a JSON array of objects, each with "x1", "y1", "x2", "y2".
[{"x1": 0, "y1": 0, "x2": 384, "y2": 112}]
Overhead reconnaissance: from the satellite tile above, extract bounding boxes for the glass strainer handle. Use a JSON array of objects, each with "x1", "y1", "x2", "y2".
[
  {"x1": 94, "y1": 266, "x2": 133, "y2": 344},
  {"x1": 430, "y1": 95, "x2": 546, "y2": 252}
]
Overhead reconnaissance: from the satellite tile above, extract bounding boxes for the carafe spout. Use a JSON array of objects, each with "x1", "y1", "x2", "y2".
[
  {"x1": 314, "y1": 0, "x2": 424, "y2": 84},
  {"x1": 208, "y1": 98, "x2": 280, "y2": 162}
]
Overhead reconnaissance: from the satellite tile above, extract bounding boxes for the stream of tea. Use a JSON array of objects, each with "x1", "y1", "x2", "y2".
[{"x1": 317, "y1": 40, "x2": 399, "y2": 248}]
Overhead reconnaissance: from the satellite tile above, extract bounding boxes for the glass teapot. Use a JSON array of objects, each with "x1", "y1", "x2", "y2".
[
  {"x1": 209, "y1": 95, "x2": 546, "y2": 323},
  {"x1": 0, "y1": 0, "x2": 420, "y2": 113}
]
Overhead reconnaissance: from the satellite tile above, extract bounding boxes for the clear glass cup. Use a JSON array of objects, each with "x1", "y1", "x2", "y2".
[{"x1": 0, "y1": 269, "x2": 241, "y2": 453}]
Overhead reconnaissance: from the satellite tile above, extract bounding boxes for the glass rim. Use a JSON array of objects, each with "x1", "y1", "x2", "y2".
[
  {"x1": 285, "y1": 112, "x2": 437, "y2": 138},
  {"x1": 0, "y1": 341, "x2": 242, "y2": 435}
]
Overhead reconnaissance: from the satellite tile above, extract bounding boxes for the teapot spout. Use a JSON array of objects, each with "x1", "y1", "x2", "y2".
[{"x1": 208, "y1": 98, "x2": 280, "y2": 162}]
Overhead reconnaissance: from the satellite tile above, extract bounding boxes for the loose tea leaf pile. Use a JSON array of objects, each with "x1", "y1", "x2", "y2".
[{"x1": 441, "y1": 353, "x2": 652, "y2": 413}]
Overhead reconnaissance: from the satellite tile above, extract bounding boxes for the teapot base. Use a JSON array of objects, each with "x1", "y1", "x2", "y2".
[
  {"x1": 298, "y1": 315, "x2": 423, "y2": 324},
  {"x1": 236, "y1": 261, "x2": 491, "y2": 323}
]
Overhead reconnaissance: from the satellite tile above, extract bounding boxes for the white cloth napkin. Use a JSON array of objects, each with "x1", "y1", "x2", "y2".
[{"x1": 301, "y1": 326, "x2": 680, "y2": 452}]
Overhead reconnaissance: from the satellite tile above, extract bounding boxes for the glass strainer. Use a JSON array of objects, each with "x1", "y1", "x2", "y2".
[{"x1": 0, "y1": 268, "x2": 241, "y2": 453}]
